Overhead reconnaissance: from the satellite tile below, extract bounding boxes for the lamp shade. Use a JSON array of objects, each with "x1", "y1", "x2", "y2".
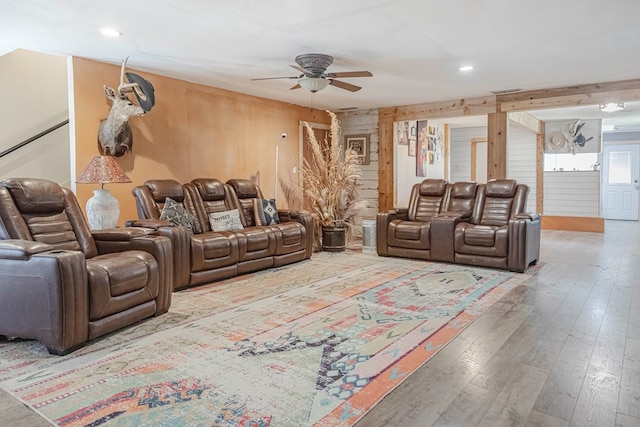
[
  {"x1": 76, "y1": 155, "x2": 131, "y2": 230},
  {"x1": 76, "y1": 155, "x2": 132, "y2": 186},
  {"x1": 298, "y1": 77, "x2": 330, "y2": 93}
]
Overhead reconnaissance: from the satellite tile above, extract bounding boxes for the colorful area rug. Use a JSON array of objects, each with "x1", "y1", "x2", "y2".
[{"x1": 0, "y1": 252, "x2": 531, "y2": 426}]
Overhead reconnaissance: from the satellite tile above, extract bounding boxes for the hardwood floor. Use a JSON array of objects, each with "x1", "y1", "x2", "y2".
[
  {"x1": 0, "y1": 220, "x2": 638, "y2": 426},
  {"x1": 357, "y1": 220, "x2": 640, "y2": 427}
]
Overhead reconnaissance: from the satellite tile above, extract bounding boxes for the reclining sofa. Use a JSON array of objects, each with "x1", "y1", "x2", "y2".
[
  {"x1": 132, "y1": 178, "x2": 313, "y2": 290},
  {"x1": 377, "y1": 179, "x2": 540, "y2": 273},
  {"x1": 0, "y1": 178, "x2": 173, "y2": 354}
]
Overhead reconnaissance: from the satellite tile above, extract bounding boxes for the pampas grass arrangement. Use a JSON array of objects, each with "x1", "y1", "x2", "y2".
[{"x1": 280, "y1": 110, "x2": 367, "y2": 233}]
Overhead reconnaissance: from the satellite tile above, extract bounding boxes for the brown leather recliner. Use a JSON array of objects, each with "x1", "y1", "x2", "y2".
[
  {"x1": 376, "y1": 179, "x2": 449, "y2": 260},
  {"x1": 0, "y1": 178, "x2": 173, "y2": 355},
  {"x1": 454, "y1": 179, "x2": 540, "y2": 272},
  {"x1": 132, "y1": 178, "x2": 240, "y2": 288},
  {"x1": 132, "y1": 178, "x2": 313, "y2": 289},
  {"x1": 225, "y1": 179, "x2": 314, "y2": 267},
  {"x1": 131, "y1": 179, "x2": 196, "y2": 290}
]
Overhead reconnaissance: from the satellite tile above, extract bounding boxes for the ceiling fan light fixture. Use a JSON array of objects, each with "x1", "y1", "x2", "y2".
[
  {"x1": 600, "y1": 102, "x2": 624, "y2": 113},
  {"x1": 298, "y1": 77, "x2": 329, "y2": 93}
]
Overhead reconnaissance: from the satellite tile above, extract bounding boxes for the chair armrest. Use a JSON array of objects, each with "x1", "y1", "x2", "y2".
[
  {"x1": 280, "y1": 210, "x2": 314, "y2": 258},
  {"x1": 0, "y1": 240, "x2": 54, "y2": 259},
  {"x1": 430, "y1": 215, "x2": 469, "y2": 263},
  {"x1": 514, "y1": 212, "x2": 541, "y2": 222},
  {"x1": 127, "y1": 220, "x2": 192, "y2": 291},
  {"x1": 94, "y1": 232, "x2": 174, "y2": 314},
  {"x1": 0, "y1": 241, "x2": 89, "y2": 354},
  {"x1": 125, "y1": 218, "x2": 174, "y2": 229},
  {"x1": 92, "y1": 227, "x2": 157, "y2": 242},
  {"x1": 508, "y1": 213, "x2": 541, "y2": 273}
]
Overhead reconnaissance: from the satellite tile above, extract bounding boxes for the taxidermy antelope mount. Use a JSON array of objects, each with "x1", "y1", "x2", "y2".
[{"x1": 98, "y1": 58, "x2": 155, "y2": 156}]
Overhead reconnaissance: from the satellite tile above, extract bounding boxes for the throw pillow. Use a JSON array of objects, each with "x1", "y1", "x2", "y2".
[
  {"x1": 253, "y1": 198, "x2": 280, "y2": 226},
  {"x1": 159, "y1": 197, "x2": 198, "y2": 233},
  {"x1": 209, "y1": 209, "x2": 245, "y2": 232}
]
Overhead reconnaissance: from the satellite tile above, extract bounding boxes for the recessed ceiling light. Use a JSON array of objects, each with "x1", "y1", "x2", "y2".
[
  {"x1": 459, "y1": 65, "x2": 474, "y2": 72},
  {"x1": 100, "y1": 28, "x2": 122, "y2": 38}
]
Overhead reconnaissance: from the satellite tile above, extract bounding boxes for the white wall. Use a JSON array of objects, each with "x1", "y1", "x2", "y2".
[
  {"x1": 507, "y1": 124, "x2": 537, "y2": 212},
  {"x1": 543, "y1": 171, "x2": 600, "y2": 216},
  {"x1": 449, "y1": 126, "x2": 486, "y2": 183},
  {"x1": 0, "y1": 49, "x2": 70, "y2": 185},
  {"x1": 395, "y1": 119, "x2": 446, "y2": 207},
  {"x1": 337, "y1": 109, "x2": 379, "y2": 235}
]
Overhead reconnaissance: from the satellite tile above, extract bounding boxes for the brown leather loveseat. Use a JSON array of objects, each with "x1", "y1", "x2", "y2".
[
  {"x1": 377, "y1": 178, "x2": 540, "y2": 273},
  {"x1": 0, "y1": 178, "x2": 173, "y2": 354},
  {"x1": 132, "y1": 178, "x2": 313, "y2": 290}
]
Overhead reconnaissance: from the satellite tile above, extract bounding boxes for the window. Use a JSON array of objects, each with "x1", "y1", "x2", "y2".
[{"x1": 544, "y1": 152, "x2": 599, "y2": 171}]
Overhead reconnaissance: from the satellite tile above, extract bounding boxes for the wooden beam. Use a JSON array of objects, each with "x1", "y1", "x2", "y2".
[
  {"x1": 508, "y1": 111, "x2": 544, "y2": 134},
  {"x1": 497, "y1": 78, "x2": 640, "y2": 103},
  {"x1": 393, "y1": 96, "x2": 497, "y2": 121},
  {"x1": 487, "y1": 112, "x2": 508, "y2": 179},
  {"x1": 378, "y1": 108, "x2": 395, "y2": 211},
  {"x1": 500, "y1": 89, "x2": 640, "y2": 112}
]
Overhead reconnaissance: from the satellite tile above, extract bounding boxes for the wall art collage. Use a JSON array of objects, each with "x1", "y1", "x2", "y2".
[{"x1": 394, "y1": 120, "x2": 444, "y2": 177}]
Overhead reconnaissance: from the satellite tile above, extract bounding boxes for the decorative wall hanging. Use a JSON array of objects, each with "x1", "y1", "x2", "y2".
[
  {"x1": 98, "y1": 58, "x2": 155, "y2": 156},
  {"x1": 394, "y1": 121, "x2": 409, "y2": 145},
  {"x1": 345, "y1": 134, "x2": 370, "y2": 165},
  {"x1": 544, "y1": 119, "x2": 601, "y2": 154},
  {"x1": 416, "y1": 120, "x2": 428, "y2": 177}
]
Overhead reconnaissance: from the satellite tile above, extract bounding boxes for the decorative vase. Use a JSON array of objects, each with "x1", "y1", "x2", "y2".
[
  {"x1": 85, "y1": 189, "x2": 120, "y2": 230},
  {"x1": 321, "y1": 226, "x2": 346, "y2": 252}
]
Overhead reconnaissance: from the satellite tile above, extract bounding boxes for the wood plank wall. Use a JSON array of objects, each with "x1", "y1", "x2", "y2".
[{"x1": 337, "y1": 109, "x2": 379, "y2": 236}]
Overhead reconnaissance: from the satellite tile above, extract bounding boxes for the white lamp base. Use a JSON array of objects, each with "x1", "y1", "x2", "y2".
[{"x1": 86, "y1": 189, "x2": 120, "y2": 230}]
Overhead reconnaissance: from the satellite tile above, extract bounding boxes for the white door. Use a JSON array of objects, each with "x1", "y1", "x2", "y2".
[{"x1": 602, "y1": 144, "x2": 640, "y2": 220}]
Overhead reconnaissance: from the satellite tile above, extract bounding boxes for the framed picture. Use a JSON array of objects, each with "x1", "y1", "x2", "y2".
[
  {"x1": 345, "y1": 134, "x2": 370, "y2": 165},
  {"x1": 394, "y1": 121, "x2": 409, "y2": 145},
  {"x1": 416, "y1": 120, "x2": 428, "y2": 176}
]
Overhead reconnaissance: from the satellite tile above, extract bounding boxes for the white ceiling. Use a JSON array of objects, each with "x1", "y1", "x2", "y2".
[{"x1": 2, "y1": 0, "x2": 640, "y2": 130}]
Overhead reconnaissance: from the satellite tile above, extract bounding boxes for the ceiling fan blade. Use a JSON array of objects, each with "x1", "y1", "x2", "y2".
[
  {"x1": 328, "y1": 71, "x2": 373, "y2": 78},
  {"x1": 251, "y1": 76, "x2": 298, "y2": 81},
  {"x1": 289, "y1": 83, "x2": 301, "y2": 90},
  {"x1": 329, "y1": 79, "x2": 361, "y2": 92},
  {"x1": 290, "y1": 64, "x2": 312, "y2": 75}
]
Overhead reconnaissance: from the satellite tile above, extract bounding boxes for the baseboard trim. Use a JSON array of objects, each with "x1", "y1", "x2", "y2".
[{"x1": 541, "y1": 215, "x2": 604, "y2": 233}]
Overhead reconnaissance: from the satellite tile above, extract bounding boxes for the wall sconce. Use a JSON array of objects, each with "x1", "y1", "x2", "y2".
[
  {"x1": 599, "y1": 102, "x2": 624, "y2": 113},
  {"x1": 76, "y1": 155, "x2": 131, "y2": 229}
]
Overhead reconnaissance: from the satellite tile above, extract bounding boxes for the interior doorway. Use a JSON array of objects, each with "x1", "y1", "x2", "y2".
[
  {"x1": 471, "y1": 138, "x2": 488, "y2": 183},
  {"x1": 602, "y1": 144, "x2": 640, "y2": 220}
]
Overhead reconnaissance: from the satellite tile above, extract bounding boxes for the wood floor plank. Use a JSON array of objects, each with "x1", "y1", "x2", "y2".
[
  {"x1": 533, "y1": 334, "x2": 596, "y2": 421},
  {"x1": 527, "y1": 410, "x2": 570, "y2": 426},
  {"x1": 571, "y1": 364, "x2": 620, "y2": 426},
  {"x1": 431, "y1": 382, "x2": 496, "y2": 426},
  {"x1": 477, "y1": 363, "x2": 548, "y2": 426},
  {"x1": 615, "y1": 412, "x2": 640, "y2": 427},
  {"x1": 617, "y1": 337, "x2": 640, "y2": 419}
]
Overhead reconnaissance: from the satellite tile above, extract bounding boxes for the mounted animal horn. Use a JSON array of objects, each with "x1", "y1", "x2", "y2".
[{"x1": 98, "y1": 58, "x2": 155, "y2": 156}]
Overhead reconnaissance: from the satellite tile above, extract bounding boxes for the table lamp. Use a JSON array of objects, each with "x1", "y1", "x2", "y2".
[{"x1": 76, "y1": 155, "x2": 132, "y2": 230}]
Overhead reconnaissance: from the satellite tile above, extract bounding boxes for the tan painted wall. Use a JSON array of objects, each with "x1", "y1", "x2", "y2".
[{"x1": 71, "y1": 57, "x2": 328, "y2": 225}]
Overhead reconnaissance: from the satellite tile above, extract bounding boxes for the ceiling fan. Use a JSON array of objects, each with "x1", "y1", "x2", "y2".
[{"x1": 251, "y1": 53, "x2": 372, "y2": 93}]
